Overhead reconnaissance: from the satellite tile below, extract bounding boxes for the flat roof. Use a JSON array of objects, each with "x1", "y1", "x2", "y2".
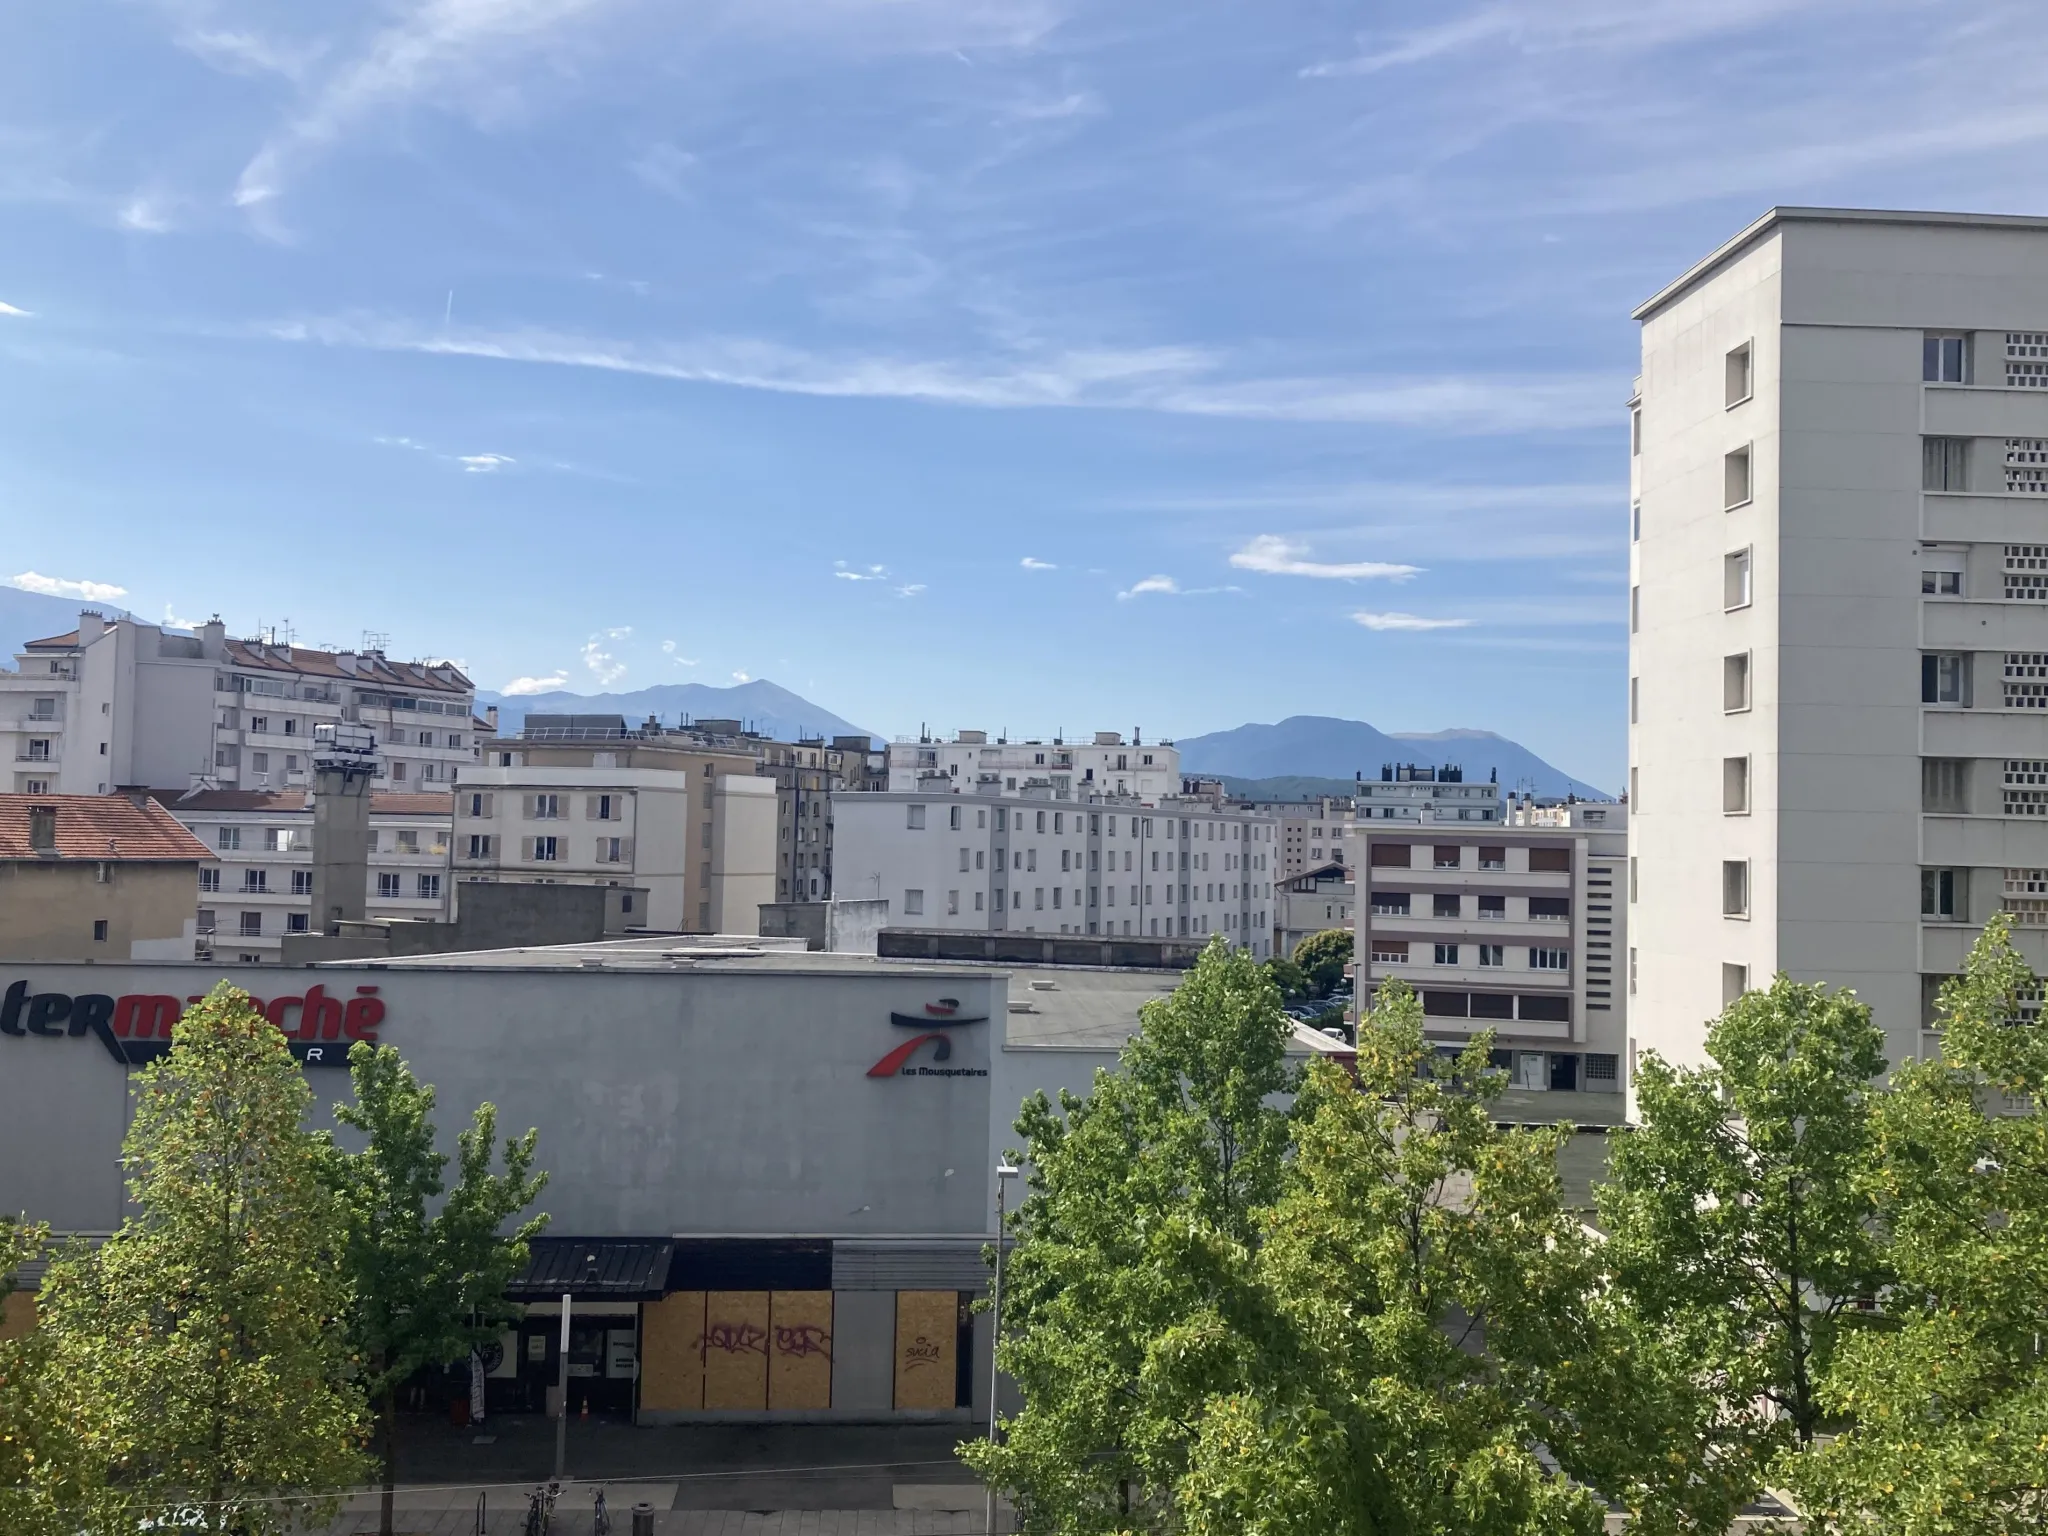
[{"x1": 1633, "y1": 205, "x2": 2048, "y2": 323}]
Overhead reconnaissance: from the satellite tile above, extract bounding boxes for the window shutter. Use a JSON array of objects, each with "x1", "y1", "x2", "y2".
[
  {"x1": 521, "y1": 794, "x2": 534, "y2": 819},
  {"x1": 621, "y1": 837, "x2": 634, "y2": 863},
  {"x1": 521, "y1": 836, "x2": 533, "y2": 860},
  {"x1": 482, "y1": 793, "x2": 493, "y2": 818},
  {"x1": 585, "y1": 795, "x2": 597, "y2": 820}
]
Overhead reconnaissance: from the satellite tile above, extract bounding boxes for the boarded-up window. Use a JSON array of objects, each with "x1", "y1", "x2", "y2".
[
  {"x1": 639, "y1": 1291, "x2": 706, "y2": 1412},
  {"x1": 893, "y1": 1290, "x2": 958, "y2": 1409},
  {"x1": 702, "y1": 1291, "x2": 771, "y2": 1410},
  {"x1": 1370, "y1": 843, "x2": 1412, "y2": 868},
  {"x1": 768, "y1": 1291, "x2": 833, "y2": 1410},
  {"x1": 1528, "y1": 847, "x2": 1571, "y2": 873}
]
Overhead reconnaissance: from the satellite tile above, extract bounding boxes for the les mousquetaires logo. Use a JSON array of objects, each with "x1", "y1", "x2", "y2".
[{"x1": 866, "y1": 997, "x2": 989, "y2": 1079}]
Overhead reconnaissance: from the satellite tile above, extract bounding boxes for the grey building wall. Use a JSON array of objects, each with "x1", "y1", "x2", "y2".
[{"x1": 828, "y1": 1289, "x2": 897, "y2": 1412}]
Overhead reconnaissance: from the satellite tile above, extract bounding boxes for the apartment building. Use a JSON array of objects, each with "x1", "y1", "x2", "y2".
[
  {"x1": 163, "y1": 788, "x2": 455, "y2": 963},
  {"x1": 0, "y1": 792, "x2": 214, "y2": 961},
  {"x1": 1276, "y1": 863, "x2": 1354, "y2": 958},
  {"x1": 456, "y1": 756, "x2": 775, "y2": 934},
  {"x1": 756, "y1": 731, "x2": 885, "y2": 904},
  {"x1": 1267, "y1": 768, "x2": 1504, "y2": 879},
  {"x1": 0, "y1": 613, "x2": 478, "y2": 797},
  {"x1": 1630, "y1": 207, "x2": 2048, "y2": 1073},
  {"x1": 887, "y1": 730, "x2": 1179, "y2": 801},
  {"x1": 1354, "y1": 802, "x2": 1626, "y2": 1101},
  {"x1": 831, "y1": 792, "x2": 1279, "y2": 956}
]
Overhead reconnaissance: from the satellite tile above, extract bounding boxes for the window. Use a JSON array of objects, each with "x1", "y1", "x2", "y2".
[
  {"x1": 1628, "y1": 948, "x2": 1638, "y2": 995},
  {"x1": 1370, "y1": 940, "x2": 1408, "y2": 964},
  {"x1": 291, "y1": 870, "x2": 312, "y2": 895},
  {"x1": 1922, "y1": 569, "x2": 1962, "y2": 596},
  {"x1": 598, "y1": 836, "x2": 624, "y2": 863},
  {"x1": 199, "y1": 866, "x2": 220, "y2": 892},
  {"x1": 532, "y1": 836, "x2": 559, "y2": 862},
  {"x1": 1529, "y1": 848, "x2": 1571, "y2": 873},
  {"x1": 1923, "y1": 436, "x2": 1969, "y2": 491},
  {"x1": 593, "y1": 794, "x2": 619, "y2": 821},
  {"x1": 1433, "y1": 943, "x2": 1460, "y2": 966},
  {"x1": 1630, "y1": 500, "x2": 1640, "y2": 542},
  {"x1": 1725, "y1": 341, "x2": 1753, "y2": 407},
  {"x1": 1477, "y1": 894, "x2": 1505, "y2": 920},
  {"x1": 249, "y1": 715, "x2": 268, "y2": 735},
  {"x1": 1722, "y1": 860, "x2": 1750, "y2": 918},
  {"x1": 1629, "y1": 584, "x2": 1640, "y2": 632},
  {"x1": 1530, "y1": 896, "x2": 1570, "y2": 921},
  {"x1": 465, "y1": 834, "x2": 494, "y2": 858},
  {"x1": 396, "y1": 830, "x2": 419, "y2": 854},
  {"x1": 418, "y1": 874, "x2": 441, "y2": 900},
  {"x1": 287, "y1": 912, "x2": 309, "y2": 933},
  {"x1": 1477, "y1": 944, "x2": 1504, "y2": 967},
  {"x1": 465, "y1": 792, "x2": 492, "y2": 817},
  {"x1": 1530, "y1": 947, "x2": 1569, "y2": 971},
  {"x1": 365, "y1": 831, "x2": 380, "y2": 854},
  {"x1": 1921, "y1": 867, "x2": 1962, "y2": 921},
  {"x1": 241, "y1": 869, "x2": 268, "y2": 893},
  {"x1": 1433, "y1": 893, "x2": 1460, "y2": 918},
  {"x1": 1630, "y1": 676, "x2": 1640, "y2": 723},
  {"x1": 531, "y1": 794, "x2": 560, "y2": 819},
  {"x1": 1923, "y1": 332, "x2": 1967, "y2": 383},
  {"x1": 1725, "y1": 652, "x2": 1752, "y2": 712},
  {"x1": 1724, "y1": 445, "x2": 1753, "y2": 509},
  {"x1": 2004, "y1": 652, "x2": 2048, "y2": 709},
  {"x1": 1370, "y1": 843, "x2": 1411, "y2": 868},
  {"x1": 377, "y1": 873, "x2": 401, "y2": 898},
  {"x1": 1370, "y1": 891, "x2": 1411, "y2": 916},
  {"x1": 1477, "y1": 845, "x2": 1505, "y2": 871},
  {"x1": 903, "y1": 888, "x2": 924, "y2": 916},
  {"x1": 1724, "y1": 755, "x2": 1750, "y2": 814},
  {"x1": 239, "y1": 911, "x2": 262, "y2": 937},
  {"x1": 25, "y1": 739, "x2": 49, "y2": 761},
  {"x1": 217, "y1": 825, "x2": 242, "y2": 851},
  {"x1": 1923, "y1": 758, "x2": 1968, "y2": 813},
  {"x1": 1433, "y1": 846, "x2": 1461, "y2": 869},
  {"x1": 1725, "y1": 548, "x2": 1752, "y2": 609},
  {"x1": 91, "y1": 918, "x2": 108, "y2": 943},
  {"x1": 906, "y1": 804, "x2": 926, "y2": 830},
  {"x1": 1630, "y1": 405, "x2": 1641, "y2": 456}
]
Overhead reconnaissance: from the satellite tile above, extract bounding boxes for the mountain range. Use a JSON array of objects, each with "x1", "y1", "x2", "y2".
[
  {"x1": 0, "y1": 587, "x2": 134, "y2": 658},
  {"x1": 1173, "y1": 716, "x2": 1606, "y2": 800},
  {"x1": 478, "y1": 679, "x2": 877, "y2": 745}
]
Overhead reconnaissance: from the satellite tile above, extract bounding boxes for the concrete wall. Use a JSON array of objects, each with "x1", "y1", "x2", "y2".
[
  {"x1": 0, "y1": 860, "x2": 200, "y2": 962},
  {"x1": 710, "y1": 776, "x2": 776, "y2": 935},
  {"x1": 758, "y1": 899, "x2": 890, "y2": 954}
]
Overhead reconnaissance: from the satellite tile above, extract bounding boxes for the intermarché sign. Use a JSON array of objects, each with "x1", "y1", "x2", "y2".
[{"x1": 0, "y1": 979, "x2": 384, "y2": 1067}]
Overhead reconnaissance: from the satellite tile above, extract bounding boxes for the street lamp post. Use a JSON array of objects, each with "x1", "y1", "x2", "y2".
[{"x1": 986, "y1": 1160, "x2": 1020, "y2": 1536}]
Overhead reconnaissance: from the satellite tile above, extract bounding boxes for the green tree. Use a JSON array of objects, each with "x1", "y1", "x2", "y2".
[
  {"x1": 332, "y1": 1042, "x2": 548, "y2": 1536},
  {"x1": 1292, "y1": 928, "x2": 1352, "y2": 998},
  {"x1": 1173, "y1": 980, "x2": 1612, "y2": 1536},
  {"x1": 0, "y1": 1220, "x2": 120, "y2": 1536},
  {"x1": 1789, "y1": 916, "x2": 2048, "y2": 1534},
  {"x1": 39, "y1": 983, "x2": 370, "y2": 1535},
  {"x1": 964, "y1": 937, "x2": 1295, "y2": 1531},
  {"x1": 1597, "y1": 975, "x2": 1889, "y2": 1504},
  {"x1": 1265, "y1": 954, "x2": 1310, "y2": 1002}
]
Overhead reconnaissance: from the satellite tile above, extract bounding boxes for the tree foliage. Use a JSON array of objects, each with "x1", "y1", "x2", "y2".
[
  {"x1": 332, "y1": 1041, "x2": 548, "y2": 1536},
  {"x1": 0, "y1": 1220, "x2": 120, "y2": 1536},
  {"x1": 962, "y1": 937, "x2": 1295, "y2": 1531},
  {"x1": 1788, "y1": 916, "x2": 2048, "y2": 1534},
  {"x1": 1292, "y1": 928, "x2": 1353, "y2": 998},
  {"x1": 1597, "y1": 975, "x2": 1889, "y2": 1506},
  {"x1": 1264, "y1": 954, "x2": 1310, "y2": 1003},
  {"x1": 39, "y1": 984, "x2": 370, "y2": 1536}
]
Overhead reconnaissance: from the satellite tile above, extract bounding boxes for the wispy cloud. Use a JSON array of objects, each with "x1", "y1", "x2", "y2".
[
  {"x1": 1019, "y1": 556, "x2": 1056, "y2": 571},
  {"x1": 732, "y1": 670, "x2": 751, "y2": 683},
  {"x1": 0, "y1": 301, "x2": 32, "y2": 318},
  {"x1": 265, "y1": 314, "x2": 1618, "y2": 432},
  {"x1": 458, "y1": 452, "x2": 514, "y2": 473},
  {"x1": 580, "y1": 626, "x2": 630, "y2": 686},
  {"x1": 661, "y1": 639, "x2": 699, "y2": 666},
  {"x1": 896, "y1": 583, "x2": 926, "y2": 598},
  {"x1": 1229, "y1": 535, "x2": 1419, "y2": 581},
  {"x1": 117, "y1": 194, "x2": 176, "y2": 234},
  {"x1": 501, "y1": 672, "x2": 569, "y2": 695},
  {"x1": 1352, "y1": 610, "x2": 1471, "y2": 632},
  {"x1": 834, "y1": 561, "x2": 890, "y2": 581},
  {"x1": 1118, "y1": 574, "x2": 1179, "y2": 600},
  {"x1": 9, "y1": 570, "x2": 128, "y2": 602},
  {"x1": 179, "y1": 27, "x2": 325, "y2": 82}
]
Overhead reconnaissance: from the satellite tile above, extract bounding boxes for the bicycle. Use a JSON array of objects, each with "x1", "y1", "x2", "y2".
[
  {"x1": 522, "y1": 1480, "x2": 560, "y2": 1536},
  {"x1": 592, "y1": 1487, "x2": 611, "y2": 1536}
]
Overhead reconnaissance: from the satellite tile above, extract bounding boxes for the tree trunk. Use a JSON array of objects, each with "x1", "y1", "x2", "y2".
[{"x1": 380, "y1": 1383, "x2": 398, "y2": 1536}]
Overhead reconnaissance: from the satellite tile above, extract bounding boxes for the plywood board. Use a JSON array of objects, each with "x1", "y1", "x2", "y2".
[
  {"x1": 768, "y1": 1291, "x2": 833, "y2": 1410},
  {"x1": 893, "y1": 1290, "x2": 958, "y2": 1410},
  {"x1": 638, "y1": 1291, "x2": 704, "y2": 1412},
  {"x1": 702, "y1": 1290, "x2": 770, "y2": 1410}
]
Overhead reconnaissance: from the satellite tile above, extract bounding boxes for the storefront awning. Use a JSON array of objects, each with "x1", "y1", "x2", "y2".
[{"x1": 507, "y1": 1237, "x2": 675, "y2": 1302}]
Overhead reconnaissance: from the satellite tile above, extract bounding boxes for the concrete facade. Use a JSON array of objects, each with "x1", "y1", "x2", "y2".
[
  {"x1": 1631, "y1": 207, "x2": 2048, "y2": 1074},
  {"x1": 887, "y1": 730, "x2": 1180, "y2": 801}
]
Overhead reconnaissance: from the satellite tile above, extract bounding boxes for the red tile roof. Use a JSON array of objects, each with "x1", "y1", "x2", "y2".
[
  {"x1": 22, "y1": 628, "x2": 471, "y2": 694},
  {"x1": 161, "y1": 788, "x2": 455, "y2": 817},
  {"x1": 0, "y1": 794, "x2": 215, "y2": 862}
]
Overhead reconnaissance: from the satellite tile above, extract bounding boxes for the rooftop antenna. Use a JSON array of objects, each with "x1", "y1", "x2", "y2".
[{"x1": 362, "y1": 630, "x2": 390, "y2": 656}]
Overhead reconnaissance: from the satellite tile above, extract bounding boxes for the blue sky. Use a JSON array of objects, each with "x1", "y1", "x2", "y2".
[{"x1": 1, "y1": 1, "x2": 2037, "y2": 788}]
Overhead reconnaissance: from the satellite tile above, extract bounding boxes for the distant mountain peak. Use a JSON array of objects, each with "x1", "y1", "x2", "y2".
[
  {"x1": 479, "y1": 677, "x2": 878, "y2": 745},
  {"x1": 1176, "y1": 715, "x2": 1605, "y2": 800}
]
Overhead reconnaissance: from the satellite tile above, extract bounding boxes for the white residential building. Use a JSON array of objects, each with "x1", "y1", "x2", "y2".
[
  {"x1": 0, "y1": 613, "x2": 478, "y2": 797},
  {"x1": 887, "y1": 730, "x2": 1180, "y2": 801},
  {"x1": 1276, "y1": 863, "x2": 1354, "y2": 958},
  {"x1": 1630, "y1": 207, "x2": 2048, "y2": 1076},
  {"x1": 1268, "y1": 769, "x2": 1505, "y2": 879},
  {"x1": 1355, "y1": 801, "x2": 1627, "y2": 1104},
  {"x1": 831, "y1": 792, "x2": 1279, "y2": 956},
  {"x1": 456, "y1": 762, "x2": 776, "y2": 934},
  {"x1": 165, "y1": 788, "x2": 455, "y2": 964}
]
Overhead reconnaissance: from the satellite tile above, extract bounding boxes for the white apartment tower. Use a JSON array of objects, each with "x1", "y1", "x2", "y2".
[{"x1": 1630, "y1": 207, "x2": 2048, "y2": 1075}]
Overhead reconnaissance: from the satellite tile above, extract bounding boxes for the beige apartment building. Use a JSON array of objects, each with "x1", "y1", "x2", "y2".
[
  {"x1": 1354, "y1": 802, "x2": 1626, "y2": 1108},
  {"x1": 0, "y1": 793, "x2": 214, "y2": 961},
  {"x1": 1630, "y1": 207, "x2": 2048, "y2": 1076}
]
